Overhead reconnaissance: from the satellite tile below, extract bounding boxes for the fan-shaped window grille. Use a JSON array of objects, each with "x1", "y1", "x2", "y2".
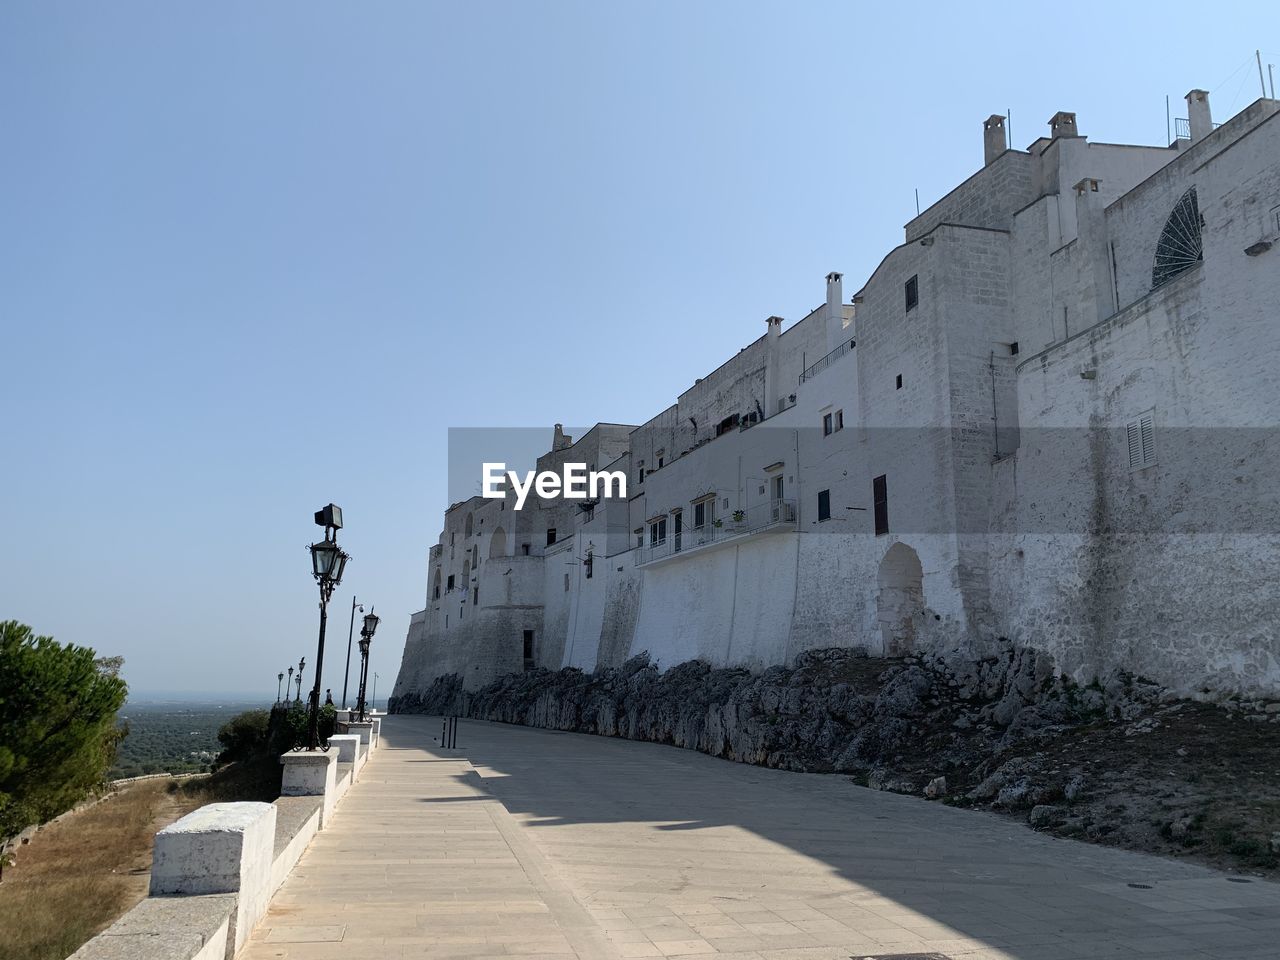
[{"x1": 1152, "y1": 187, "x2": 1203, "y2": 288}]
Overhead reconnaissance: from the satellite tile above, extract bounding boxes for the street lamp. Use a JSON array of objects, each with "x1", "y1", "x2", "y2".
[
  {"x1": 372, "y1": 672, "x2": 379, "y2": 713},
  {"x1": 341, "y1": 596, "x2": 364, "y2": 709},
  {"x1": 305, "y1": 504, "x2": 350, "y2": 750},
  {"x1": 355, "y1": 609, "x2": 380, "y2": 722},
  {"x1": 294, "y1": 657, "x2": 306, "y2": 703},
  {"x1": 287, "y1": 665, "x2": 294, "y2": 702},
  {"x1": 276, "y1": 672, "x2": 284, "y2": 703}
]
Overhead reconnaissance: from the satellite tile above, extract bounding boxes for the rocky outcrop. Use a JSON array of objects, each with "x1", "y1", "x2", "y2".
[{"x1": 390, "y1": 642, "x2": 1161, "y2": 775}]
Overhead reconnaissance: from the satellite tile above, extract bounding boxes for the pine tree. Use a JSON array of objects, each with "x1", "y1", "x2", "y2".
[{"x1": 0, "y1": 621, "x2": 128, "y2": 878}]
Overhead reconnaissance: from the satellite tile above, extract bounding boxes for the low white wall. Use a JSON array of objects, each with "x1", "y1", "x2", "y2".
[{"x1": 72, "y1": 730, "x2": 378, "y2": 960}]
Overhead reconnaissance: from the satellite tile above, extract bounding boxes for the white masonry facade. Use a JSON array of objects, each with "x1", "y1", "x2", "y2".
[{"x1": 393, "y1": 91, "x2": 1280, "y2": 702}]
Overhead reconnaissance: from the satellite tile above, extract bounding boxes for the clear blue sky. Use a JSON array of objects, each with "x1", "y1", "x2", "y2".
[{"x1": 1, "y1": 1, "x2": 1274, "y2": 697}]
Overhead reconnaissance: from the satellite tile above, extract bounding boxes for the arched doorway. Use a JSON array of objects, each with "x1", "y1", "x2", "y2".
[
  {"x1": 877, "y1": 542, "x2": 924, "y2": 656},
  {"x1": 489, "y1": 526, "x2": 507, "y2": 559}
]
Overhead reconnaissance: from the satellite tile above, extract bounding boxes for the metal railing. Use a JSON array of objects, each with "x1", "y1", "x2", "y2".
[
  {"x1": 799, "y1": 338, "x2": 855, "y2": 384},
  {"x1": 1172, "y1": 117, "x2": 1223, "y2": 144},
  {"x1": 636, "y1": 499, "x2": 796, "y2": 565}
]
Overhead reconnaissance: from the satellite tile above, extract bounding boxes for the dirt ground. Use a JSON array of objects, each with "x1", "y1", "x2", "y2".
[{"x1": 0, "y1": 779, "x2": 203, "y2": 960}]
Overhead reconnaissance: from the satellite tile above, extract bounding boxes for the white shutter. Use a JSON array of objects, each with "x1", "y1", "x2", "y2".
[
  {"x1": 1139, "y1": 414, "x2": 1156, "y2": 467},
  {"x1": 1126, "y1": 410, "x2": 1157, "y2": 470}
]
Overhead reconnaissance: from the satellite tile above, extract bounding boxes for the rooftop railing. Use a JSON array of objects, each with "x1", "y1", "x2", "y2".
[{"x1": 799, "y1": 338, "x2": 855, "y2": 384}]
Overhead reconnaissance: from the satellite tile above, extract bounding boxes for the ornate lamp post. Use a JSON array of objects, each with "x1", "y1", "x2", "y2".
[
  {"x1": 276, "y1": 672, "x2": 284, "y2": 702},
  {"x1": 294, "y1": 657, "x2": 306, "y2": 703},
  {"x1": 341, "y1": 596, "x2": 364, "y2": 709},
  {"x1": 306, "y1": 504, "x2": 350, "y2": 750},
  {"x1": 287, "y1": 665, "x2": 294, "y2": 702},
  {"x1": 354, "y1": 609, "x2": 380, "y2": 722}
]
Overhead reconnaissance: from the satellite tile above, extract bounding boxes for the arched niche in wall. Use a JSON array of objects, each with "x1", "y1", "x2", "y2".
[
  {"x1": 876, "y1": 542, "x2": 924, "y2": 657},
  {"x1": 489, "y1": 526, "x2": 507, "y2": 559}
]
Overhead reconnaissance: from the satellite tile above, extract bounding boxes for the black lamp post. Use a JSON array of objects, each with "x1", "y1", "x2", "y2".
[
  {"x1": 276, "y1": 672, "x2": 284, "y2": 703},
  {"x1": 295, "y1": 657, "x2": 306, "y2": 703},
  {"x1": 355, "y1": 609, "x2": 380, "y2": 722},
  {"x1": 306, "y1": 504, "x2": 350, "y2": 750},
  {"x1": 287, "y1": 665, "x2": 294, "y2": 702},
  {"x1": 341, "y1": 596, "x2": 363, "y2": 709}
]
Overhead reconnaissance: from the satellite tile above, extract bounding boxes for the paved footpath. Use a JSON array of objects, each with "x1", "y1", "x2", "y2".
[{"x1": 242, "y1": 715, "x2": 1280, "y2": 960}]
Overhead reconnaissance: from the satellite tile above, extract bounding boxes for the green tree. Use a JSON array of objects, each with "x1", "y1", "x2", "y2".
[
  {"x1": 215, "y1": 709, "x2": 271, "y2": 765},
  {"x1": 0, "y1": 621, "x2": 128, "y2": 876}
]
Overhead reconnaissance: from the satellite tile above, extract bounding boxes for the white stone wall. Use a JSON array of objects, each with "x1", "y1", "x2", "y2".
[{"x1": 394, "y1": 95, "x2": 1280, "y2": 701}]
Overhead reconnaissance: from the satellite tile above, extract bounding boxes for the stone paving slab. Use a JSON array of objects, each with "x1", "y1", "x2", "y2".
[{"x1": 241, "y1": 715, "x2": 1280, "y2": 960}]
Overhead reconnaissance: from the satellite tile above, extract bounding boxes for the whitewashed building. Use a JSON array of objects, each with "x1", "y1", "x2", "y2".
[{"x1": 393, "y1": 90, "x2": 1280, "y2": 701}]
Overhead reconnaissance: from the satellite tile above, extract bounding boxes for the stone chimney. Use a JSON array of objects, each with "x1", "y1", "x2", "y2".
[
  {"x1": 1048, "y1": 111, "x2": 1079, "y2": 139},
  {"x1": 764, "y1": 316, "x2": 783, "y2": 414},
  {"x1": 552, "y1": 423, "x2": 572, "y2": 451},
  {"x1": 825, "y1": 272, "x2": 844, "y2": 353},
  {"x1": 983, "y1": 114, "x2": 1007, "y2": 165},
  {"x1": 1073, "y1": 178, "x2": 1115, "y2": 323},
  {"x1": 1186, "y1": 89, "x2": 1213, "y2": 142}
]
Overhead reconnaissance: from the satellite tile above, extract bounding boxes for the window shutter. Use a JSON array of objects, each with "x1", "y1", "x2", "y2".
[
  {"x1": 1140, "y1": 414, "x2": 1155, "y2": 467},
  {"x1": 1126, "y1": 411, "x2": 1156, "y2": 470}
]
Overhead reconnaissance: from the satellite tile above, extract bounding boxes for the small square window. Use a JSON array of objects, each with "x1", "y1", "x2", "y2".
[
  {"x1": 564, "y1": 572, "x2": 570, "y2": 591},
  {"x1": 1010, "y1": 341, "x2": 1020, "y2": 356},
  {"x1": 896, "y1": 374, "x2": 903, "y2": 390},
  {"x1": 823, "y1": 412, "x2": 834, "y2": 436},
  {"x1": 905, "y1": 274, "x2": 919, "y2": 312},
  {"x1": 817, "y1": 489, "x2": 831, "y2": 522}
]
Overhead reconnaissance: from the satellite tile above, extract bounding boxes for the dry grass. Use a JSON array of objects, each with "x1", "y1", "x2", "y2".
[{"x1": 0, "y1": 779, "x2": 203, "y2": 960}]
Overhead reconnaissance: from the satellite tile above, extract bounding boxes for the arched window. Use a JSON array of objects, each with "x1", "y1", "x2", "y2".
[
  {"x1": 1152, "y1": 187, "x2": 1203, "y2": 289},
  {"x1": 432, "y1": 567, "x2": 441, "y2": 600},
  {"x1": 489, "y1": 526, "x2": 507, "y2": 559},
  {"x1": 464, "y1": 512, "x2": 474, "y2": 538}
]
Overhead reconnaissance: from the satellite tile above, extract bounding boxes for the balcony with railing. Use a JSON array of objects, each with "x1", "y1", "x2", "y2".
[
  {"x1": 635, "y1": 499, "x2": 797, "y2": 567},
  {"x1": 799, "y1": 338, "x2": 855, "y2": 384}
]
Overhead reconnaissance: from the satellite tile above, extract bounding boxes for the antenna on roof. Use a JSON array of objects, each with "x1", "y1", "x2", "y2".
[
  {"x1": 1258, "y1": 50, "x2": 1268, "y2": 98},
  {"x1": 1007, "y1": 108, "x2": 1012, "y2": 148},
  {"x1": 914, "y1": 188, "x2": 920, "y2": 216},
  {"x1": 1166, "y1": 95, "x2": 1171, "y2": 145}
]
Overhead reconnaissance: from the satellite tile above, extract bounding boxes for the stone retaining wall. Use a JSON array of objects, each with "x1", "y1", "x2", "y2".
[{"x1": 69, "y1": 717, "x2": 382, "y2": 960}]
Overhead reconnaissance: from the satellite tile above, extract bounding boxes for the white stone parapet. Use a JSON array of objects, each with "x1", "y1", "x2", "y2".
[
  {"x1": 149, "y1": 801, "x2": 277, "y2": 955},
  {"x1": 73, "y1": 731, "x2": 370, "y2": 960},
  {"x1": 280, "y1": 749, "x2": 339, "y2": 827},
  {"x1": 339, "y1": 720, "x2": 375, "y2": 747},
  {"x1": 328, "y1": 733, "x2": 361, "y2": 764}
]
